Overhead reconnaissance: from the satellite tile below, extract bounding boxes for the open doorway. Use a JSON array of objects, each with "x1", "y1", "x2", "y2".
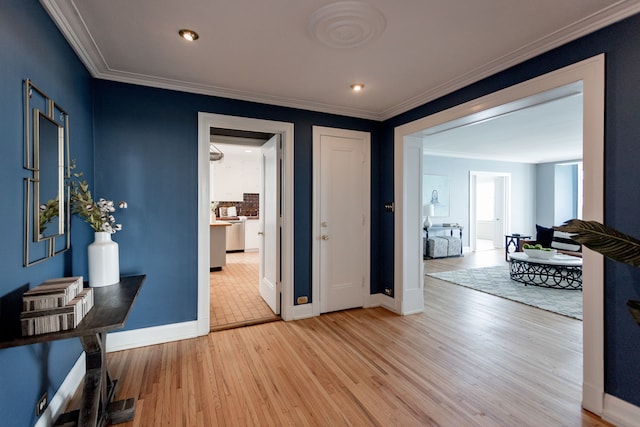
[
  {"x1": 197, "y1": 113, "x2": 295, "y2": 336},
  {"x1": 469, "y1": 172, "x2": 511, "y2": 252},
  {"x1": 208, "y1": 130, "x2": 281, "y2": 331},
  {"x1": 394, "y1": 56, "x2": 605, "y2": 414}
]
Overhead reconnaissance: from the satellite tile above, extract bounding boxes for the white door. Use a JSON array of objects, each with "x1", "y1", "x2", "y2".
[
  {"x1": 314, "y1": 127, "x2": 369, "y2": 314},
  {"x1": 259, "y1": 134, "x2": 280, "y2": 314}
]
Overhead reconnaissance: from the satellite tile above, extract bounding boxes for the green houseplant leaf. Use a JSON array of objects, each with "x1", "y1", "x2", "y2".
[
  {"x1": 556, "y1": 219, "x2": 640, "y2": 325},
  {"x1": 556, "y1": 219, "x2": 640, "y2": 267}
]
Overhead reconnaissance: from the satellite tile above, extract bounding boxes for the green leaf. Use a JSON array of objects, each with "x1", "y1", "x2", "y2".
[{"x1": 555, "y1": 219, "x2": 640, "y2": 267}]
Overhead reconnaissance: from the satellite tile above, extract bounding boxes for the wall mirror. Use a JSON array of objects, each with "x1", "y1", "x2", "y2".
[{"x1": 23, "y1": 79, "x2": 70, "y2": 266}]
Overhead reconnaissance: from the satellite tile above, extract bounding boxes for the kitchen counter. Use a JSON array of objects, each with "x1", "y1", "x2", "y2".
[
  {"x1": 216, "y1": 216, "x2": 260, "y2": 221},
  {"x1": 209, "y1": 223, "x2": 230, "y2": 270}
]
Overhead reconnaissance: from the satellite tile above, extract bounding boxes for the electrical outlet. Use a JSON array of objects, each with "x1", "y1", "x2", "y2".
[{"x1": 36, "y1": 392, "x2": 48, "y2": 417}]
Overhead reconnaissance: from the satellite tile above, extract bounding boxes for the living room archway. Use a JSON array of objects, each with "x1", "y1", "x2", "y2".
[{"x1": 393, "y1": 55, "x2": 605, "y2": 415}]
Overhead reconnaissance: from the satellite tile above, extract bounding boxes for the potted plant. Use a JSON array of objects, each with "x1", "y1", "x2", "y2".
[
  {"x1": 69, "y1": 165, "x2": 127, "y2": 287},
  {"x1": 556, "y1": 219, "x2": 640, "y2": 325}
]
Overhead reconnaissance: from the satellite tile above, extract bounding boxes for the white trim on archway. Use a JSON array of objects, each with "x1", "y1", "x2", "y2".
[
  {"x1": 197, "y1": 113, "x2": 295, "y2": 335},
  {"x1": 393, "y1": 55, "x2": 605, "y2": 415}
]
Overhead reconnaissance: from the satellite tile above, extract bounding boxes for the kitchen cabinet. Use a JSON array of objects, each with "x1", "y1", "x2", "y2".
[
  {"x1": 210, "y1": 222, "x2": 231, "y2": 270},
  {"x1": 210, "y1": 146, "x2": 260, "y2": 202},
  {"x1": 244, "y1": 218, "x2": 261, "y2": 251}
]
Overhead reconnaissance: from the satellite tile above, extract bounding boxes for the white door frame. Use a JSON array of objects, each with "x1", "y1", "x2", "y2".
[
  {"x1": 197, "y1": 113, "x2": 295, "y2": 332},
  {"x1": 312, "y1": 126, "x2": 371, "y2": 317},
  {"x1": 469, "y1": 171, "x2": 511, "y2": 252},
  {"x1": 394, "y1": 55, "x2": 604, "y2": 414}
]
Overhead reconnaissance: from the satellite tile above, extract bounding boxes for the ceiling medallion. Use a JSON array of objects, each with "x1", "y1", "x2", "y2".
[{"x1": 308, "y1": 1, "x2": 386, "y2": 49}]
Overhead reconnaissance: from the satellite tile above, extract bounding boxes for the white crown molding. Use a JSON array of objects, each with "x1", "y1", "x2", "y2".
[
  {"x1": 39, "y1": 0, "x2": 108, "y2": 76},
  {"x1": 91, "y1": 69, "x2": 382, "y2": 120},
  {"x1": 41, "y1": 0, "x2": 640, "y2": 122}
]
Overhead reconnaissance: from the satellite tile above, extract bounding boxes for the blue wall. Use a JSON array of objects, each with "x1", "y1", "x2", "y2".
[
  {"x1": 554, "y1": 163, "x2": 579, "y2": 224},
  {"x1": 384, "y1": 13, "x2": 640, "y2": 407},
  {"x1": 0, "y1": 1, "x2": 94, "y2": 425},
  {"x1": 535, "y1": 162, "x2": 556, "y2": 227},
  {"x1": 91, "y1": 81, "x2": 381, "y2": 329},
  {"x1": 535, "y1": 161, "x2": 581, "y2": 227}
]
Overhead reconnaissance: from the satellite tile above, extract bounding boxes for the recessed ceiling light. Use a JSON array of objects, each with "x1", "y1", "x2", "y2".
[
  {"x1": 350, "y1": 83, "x2": 365, "y2": 92},
  {"x1": 179, "y1": 29, "x2": 199, "y2": 41}
]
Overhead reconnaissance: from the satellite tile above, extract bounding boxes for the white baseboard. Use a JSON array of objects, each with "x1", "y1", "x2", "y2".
[
  {"x1": 35, "y1": 352, "x2": 85, "y2": 427},
  {"x1": 369, "y1": 293, "x2": 398, "y2": 313},
  {"x1": 292, "y1": 303, "x2": 314, "y2": 320},
  {"x1": 603, "y1": 393, "x2": 640, "y2": 427},
  {"x1": 106, "y1": 320, "x2": 200, "y2": 352},
  {"x1": 582, "y1": 381, "x2": 604, "y2": 416}
]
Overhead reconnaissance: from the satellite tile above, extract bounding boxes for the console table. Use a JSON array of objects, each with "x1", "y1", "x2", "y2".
[{"x1": 0, "y1": 275, "x2": 145, "y2": 427}]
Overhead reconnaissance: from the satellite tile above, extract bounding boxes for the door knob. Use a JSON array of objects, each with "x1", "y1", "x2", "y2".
[{"x1": 321, "y1": 235, "x2": 329, "y2": 240}]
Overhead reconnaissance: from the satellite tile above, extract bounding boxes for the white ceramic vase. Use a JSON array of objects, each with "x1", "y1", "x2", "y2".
[{"x1": 88, "y1": 231, "x2": 120, "y2": 287}]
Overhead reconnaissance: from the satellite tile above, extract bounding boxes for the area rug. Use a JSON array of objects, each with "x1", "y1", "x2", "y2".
[{"x1": 426, "y1": 265, "x2": 582, "y2": 320}]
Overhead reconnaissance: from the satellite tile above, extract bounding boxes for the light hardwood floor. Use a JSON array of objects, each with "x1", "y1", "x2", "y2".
[
  {"x1": 210, "y1": 251, "x2": 279, "y2": 331},
  {"x1": 73, "y1": 249, "x2": 610, "y2": 426}
]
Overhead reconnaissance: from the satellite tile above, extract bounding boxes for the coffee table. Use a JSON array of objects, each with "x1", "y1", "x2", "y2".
[{"x1": 508, "y1": 252, "x2": 582, "y2": 290}]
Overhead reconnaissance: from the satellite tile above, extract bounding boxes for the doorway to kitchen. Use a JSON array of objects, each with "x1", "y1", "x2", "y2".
[
  {"x1": 197, "y1": 113, "x2": 295, "y2": 334},
  {"x1": 209, "y1": 131, "x2": 280, "y2": 330}
]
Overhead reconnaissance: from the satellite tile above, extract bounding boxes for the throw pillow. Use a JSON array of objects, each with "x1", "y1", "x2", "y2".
[
  {"x1": 551, "y1": 230, "x2": 582, "y2": 252},
  {"x1": 535, "y1": 224, "x2": 554, "y2": 247}
]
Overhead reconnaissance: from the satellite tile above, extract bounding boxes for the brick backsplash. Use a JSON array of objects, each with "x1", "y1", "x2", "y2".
[{"x1": 217, "y1": 193, "x2": 259, "y2": 217}]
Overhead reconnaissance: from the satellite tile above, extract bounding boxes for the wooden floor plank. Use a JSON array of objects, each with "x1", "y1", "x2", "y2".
[
  {"x1": 62, "y1": 249, "x2": 613, "y2": 426},
  {"x1": 210, "y1": 251, "x2": 279, "y2": 331}
]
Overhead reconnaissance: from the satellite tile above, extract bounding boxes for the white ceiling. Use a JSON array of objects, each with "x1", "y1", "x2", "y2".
[
  {"x1": 42, "y1": 0, "x2": 640, "y2": 122},
  {"x1": 419, "y1": 84, "x2": 584, "y2": 164}
]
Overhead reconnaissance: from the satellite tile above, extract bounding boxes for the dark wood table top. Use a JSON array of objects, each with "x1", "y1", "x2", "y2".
[{"x1": 0, "y1": 275, "x2": 145, "y2": 350}]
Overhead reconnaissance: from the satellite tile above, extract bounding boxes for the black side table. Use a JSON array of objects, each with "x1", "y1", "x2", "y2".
[
  {"x1": 0, "y1": 275, "x2": 146, "y2": 427},
  {"x1": 504, "y1": 234, "x2": 532, "y2": 261}
]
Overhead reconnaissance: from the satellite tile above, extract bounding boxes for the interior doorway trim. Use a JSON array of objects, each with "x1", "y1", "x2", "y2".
[
  {"x1": 394, "y1": 55, "x2": 604, "y2": 414},
  {"x1": 197, "y1": 113, "x2": 294, "y2": 333}
]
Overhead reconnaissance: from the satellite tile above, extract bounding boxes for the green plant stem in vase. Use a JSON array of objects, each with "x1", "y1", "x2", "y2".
[{"x1": 556, "y1": 219, "x2": 640, "y2": 326}]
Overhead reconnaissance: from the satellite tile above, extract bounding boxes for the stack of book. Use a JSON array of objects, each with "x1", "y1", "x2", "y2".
[{"x1": 21, "y1": 276, "x2": 94, "y2": 336}]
